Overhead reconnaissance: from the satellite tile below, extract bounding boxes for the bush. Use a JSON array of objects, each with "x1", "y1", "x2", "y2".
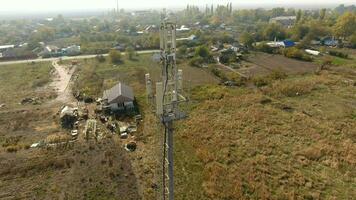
[
  {"x1": 252, "y1": 76, "x2": 269, "y2": 87},
  {"x1": 329, "y1": 50, "x2": 349, "y2": 59},
  {"x1": 350, "y1": 33, "x2": 356, "y2": 48},
  {"x1": 267, "y1": 79, "x2": 317, "y2": 97},
  {"x1": 189, "y1": 57, "x2": 204, "y2": 67},
  {"x1": 96, "y1": 55, "x2": 106, "y2": 63},
  {"x1": 126, "y1": 46, "x2": 135, "y2": 60},
  {"x1": 109, "y1": 50, "x2": 123, "y2": 64},
  {"x1": 195, "y1": 45, "x2": 210, "y2": 58},
  {"x1": 6, "y1": 145, "x2": 19, "y2": 153},
  {"x1": 45, "y1": 134, "x2": 72, "y2": 144},
  {"x1": 209, "y1": 66, "x2": 227, "y2": 81},
  {"x1": 282, "y1": 47, "x2": 313, "y2": 61},
  {"x1": 255, "y1": 42, "x2": 274, "y2": 54},
  {"x1": 219, "y1": 49, "x2": 236, "y2": 64},
  {"x1": 226, "y1": 72, "x2": 246, "y2": 86},
  {"x1": 268, "y1": 70, "x2": 287, "y2": 80}
]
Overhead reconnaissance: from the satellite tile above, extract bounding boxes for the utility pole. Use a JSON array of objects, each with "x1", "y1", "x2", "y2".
[{"x1": 145, "y1": 12, "x2": 187, "y2": 200}]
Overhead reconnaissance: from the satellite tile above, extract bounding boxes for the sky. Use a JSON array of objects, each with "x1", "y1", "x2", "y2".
[{"x1": 0, "y1": 0, "x2": 355, "y2": 13}]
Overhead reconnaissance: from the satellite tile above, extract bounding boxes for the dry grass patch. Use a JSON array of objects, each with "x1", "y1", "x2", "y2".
[
  {"x1": 175, "y1": 79, "x2": 356, "y2": 199},
  {"x1": 45, "y1": 134, "x2": 72, "y2": 144},
  {"x1": 264, "y1": 75, "x2": 331, "y2": 97}
]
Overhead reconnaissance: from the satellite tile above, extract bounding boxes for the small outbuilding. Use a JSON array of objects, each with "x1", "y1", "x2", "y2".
[{"x1": 102, "y1": 82, "x2": 135, "y2": 111}]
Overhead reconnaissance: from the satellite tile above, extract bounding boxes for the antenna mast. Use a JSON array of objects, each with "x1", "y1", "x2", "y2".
[{"x1": 146, "y1": 12, "x2": 186, "y2": 200}]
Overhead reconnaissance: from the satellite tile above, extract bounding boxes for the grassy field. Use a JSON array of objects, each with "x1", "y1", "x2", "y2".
[
  {"x1": 0, "y1": 62, "x2": 57, "y2": 151},
  {"x1": 0, "y1": 62, "x2": 55, "y2": 107},
  {"x1": 66, "y1": 52, "x2": 356, "y2": 199},
  {"x1": 174, "y1": 65, "x2": 356, "y2": 199},
  {"x1": 0, "y1": 51, "x2": 355, "y2": 199}
]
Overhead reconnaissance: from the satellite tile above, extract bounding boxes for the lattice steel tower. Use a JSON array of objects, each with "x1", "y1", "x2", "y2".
[{"x1": 146, "y1": 13, "x2": 186, "y2": 200}]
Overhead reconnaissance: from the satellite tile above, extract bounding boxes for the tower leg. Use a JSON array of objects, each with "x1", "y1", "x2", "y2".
[{"x1": 166, "y1": 121, "x2": 174, "y2": 200}]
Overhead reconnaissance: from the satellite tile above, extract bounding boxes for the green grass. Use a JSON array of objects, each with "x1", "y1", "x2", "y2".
[
  {"x1": 331, "y1": 57, "x2": 349, "y2": 66},
  {"x1": 0, "y1": 62, "x2": 53, "y2": 107}
]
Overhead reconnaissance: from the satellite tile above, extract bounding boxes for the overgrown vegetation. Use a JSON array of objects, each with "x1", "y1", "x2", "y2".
[
  {"x1": 329, "y1": 50, "x2": 349, "y2": 59},
  {"x1": 189, "y1": 45, "x2": 214, "y2": 67},
  {"x1": 0, "y1": 62, "x2": 54, "y2": 107},
  {"x1": 176, "y1": 69, "x2": 356, "y2": 199},
  {"x1": 282, "y1": 47, "x2": 313, "y2": 62},
  {"x1": 109, "y1": 49, "x2": 123, "y2": 64}
]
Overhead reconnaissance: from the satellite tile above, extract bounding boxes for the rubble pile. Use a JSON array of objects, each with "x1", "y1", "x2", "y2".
[{"x1": 20, "y1": 97, "x2": 42, "y2": 105}]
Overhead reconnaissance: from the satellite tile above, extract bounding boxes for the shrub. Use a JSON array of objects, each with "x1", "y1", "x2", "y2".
[
  {"x1": 252, "y1": 76, "x2": 270, "y2": 87},
  {"x1": 6, "y1": 145, "x2": 19, "y2": 153},
  {"x1": 195, "y1": 45, "x2": 210, "y2": 58},
  {"x1": 95, "y1": 55, "x2": 106, "y2": 63},
  {"x1": 189, "y1": 57, "x2": 204, "y2": 67},
  {"x1": 268, "y1": 70, "x2": 287, "y2": 80},
  {"x1": 350, "y1": 33, "x2": 356, "y2": 48},
  {"x1": 267, "y1": 79, "x2": 316, "y2": 97},
  {"x1": 126, "y1": 46, "x2": 135, "y2": 60},
  {"x1": 45, "y1": 134, "x2": 71, "y2": 144},
  {"x1": 329, "y1": 50, "x2": 348, "y2": 59},
  {"x1": 191, "y1": 85, "x2": 228, "y2": 101},
  {"x1": 2, "y1": 136, "x2": 21, "y2": 147},
  {"x1": 255, "y1": 42, "x2": 274, "y2": 54},
  {"x1": 219, "y1": 49, "x2": 236, "y2": 64},
  {"x1": 109, "y1": 50, "x2": 123, "y2": 64},
  {"x1": 209, "y1": 66, "x2": 227, "y2": 81},
  {"x1": 226, "y1": 72, "x2": 246, "y2": 86},
  {"x1": 282, "y1": 47, "x2": 313, "y2": 61}
]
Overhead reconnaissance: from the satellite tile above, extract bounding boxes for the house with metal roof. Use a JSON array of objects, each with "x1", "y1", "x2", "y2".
[
  {"x1": 102, "y1": 82, "x2": 135, "y2": 111},
  {"x1": 270, "y1": 16, "x2": 297, "y2": 28}
]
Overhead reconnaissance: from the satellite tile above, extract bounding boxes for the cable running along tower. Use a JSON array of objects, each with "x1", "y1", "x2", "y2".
[{"x1": 145, "y1": 13, "x2": 187, "y2": 200}]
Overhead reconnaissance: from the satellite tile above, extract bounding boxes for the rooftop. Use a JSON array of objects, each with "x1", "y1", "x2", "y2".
[{"x1": 103, "y1": 82, "x2": 134, "y2": 104}]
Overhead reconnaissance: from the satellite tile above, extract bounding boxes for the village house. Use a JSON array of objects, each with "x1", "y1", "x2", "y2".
[
  {"x1": 270, "y1": 16, "x2": 297, "y2": 28},
  {"x1": 102, "y1": 82, "x2": 135, "y2": 112},
  {"x1": 62, "y1": 45, "x2": 81, "y2": 56}
]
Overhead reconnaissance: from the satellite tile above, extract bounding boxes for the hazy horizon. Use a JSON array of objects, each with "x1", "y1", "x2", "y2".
[{"x1": 0, "y1": 0, "x2": 355, "y2": 13}]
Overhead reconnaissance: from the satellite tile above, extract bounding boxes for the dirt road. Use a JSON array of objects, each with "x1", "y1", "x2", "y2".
[
  {"x1": 50, "y1": 60, "x2": 76, "y2": 104},
  {"x1": 0, "y1": 50, "x2": 159, "y2": 66}
]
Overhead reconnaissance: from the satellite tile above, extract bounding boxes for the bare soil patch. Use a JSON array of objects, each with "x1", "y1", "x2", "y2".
[{"x1": 238, "y1": 52, "x2": 318, "y2": 77}]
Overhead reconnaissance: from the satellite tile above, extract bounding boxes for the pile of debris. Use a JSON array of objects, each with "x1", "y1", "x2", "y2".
[
  {"x1": 60, "y1": 106, "x2": 78, "y2": 129},
  {"x1": 20, "y1": 97, "x2": 41, "y2": 105}
]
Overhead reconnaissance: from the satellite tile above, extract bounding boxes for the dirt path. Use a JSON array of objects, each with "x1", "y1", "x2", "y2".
[
  {"x1": 50, "y1": 60, "x2": 76, "y2": 104},
  {"x1": 216, "y1": 57, "x2": 249, "y2": 78}
]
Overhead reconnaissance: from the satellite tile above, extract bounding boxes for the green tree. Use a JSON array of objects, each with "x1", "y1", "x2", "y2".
[
  {"x1": 109, "y1": 50, "x2": 122, "y2": 64},
  {"x1": 319, "y1": 9, "x2": 326, "y2": 20},
  {"x1": 239, "y1": 32, "x2": 254, "y2": 47},
  {"x1": 296, "y1": 9, "x2": 302, "y2": 22},
  {"x1": 271, "y1": 7, "x2": 285, "y2": 17},
  {"x1": 291, "y1": 24, "x2": 310, "y2": 40},
  {"x1": 195, "y1": 45, "x2": 210, "y2": 58},
  {"x1": 27, "y1": 39, "x2": 41, "y2": 51},
  {"x1": 126, "y1": 46, "x2": 135, "y2": 60},
  {"x1": 333, "y1": 12, "x2": 356, "y2": 38},
  {"x1": 350, "y1": 33, "x2": 356, "y2": 48},
  {"x1": 263, "y1": 23, "x2": 286, "y2": 40},
  {"x1": 177, "y1": 45, "x2": 188, "y2": 58}
]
